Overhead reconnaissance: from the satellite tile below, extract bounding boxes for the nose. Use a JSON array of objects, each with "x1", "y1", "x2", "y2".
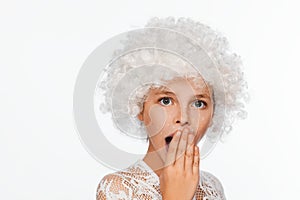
[{"x1": 175, "y1": 105, "x2": 190, "y2": 126}]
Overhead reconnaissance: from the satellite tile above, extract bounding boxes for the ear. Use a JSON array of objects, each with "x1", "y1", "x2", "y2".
[
  {"x1": 137, "y1": 112, "x2": 144, "y2": 121},
  {"x1": 209, "y1": 119, "x2": 213, "y2": 127},
  {"x1": 208, "y1": 113, "x2": 214, "y2": 127}
]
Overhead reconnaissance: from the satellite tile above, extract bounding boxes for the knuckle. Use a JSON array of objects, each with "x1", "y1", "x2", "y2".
[
  {"x1": 185, "y1": 151, "x2": 192, "y2": 158},
  {"x1": 182, "y1": 171, "x2": 188, "y2": 177},
  {"x1": 186, "y1": 148, "x2": 192, "y2": 154},
  {"x1": 193, "y1": 157, "x2": 199, "y2": 166}
]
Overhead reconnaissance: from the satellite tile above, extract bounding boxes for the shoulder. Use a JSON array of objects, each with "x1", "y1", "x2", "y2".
[
  {"x1": 96, "y1": 160, "x2": 161, "y2": 200},
  {"x1": 97, "y1": 162, "x2": 145, "y2": 200},
  {"x1": 97, "y1": 173, "x2": 125, "y2": 189},
  {"x1": 200, "y1": 170, "x2": 226, "y2": 199},
  {"x1": 96, "y1": 171, "x2": 138, "y2": 200}
]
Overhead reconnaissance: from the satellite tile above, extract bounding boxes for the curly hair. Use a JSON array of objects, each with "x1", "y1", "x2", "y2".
[{"x1": 96, "y1": 17, "x2": 248, "y2": 144}]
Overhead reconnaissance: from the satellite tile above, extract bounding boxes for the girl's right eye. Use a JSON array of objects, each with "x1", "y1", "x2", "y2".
[{"x1": 158, "y1": 97, "x2": 173, "y2": 106}]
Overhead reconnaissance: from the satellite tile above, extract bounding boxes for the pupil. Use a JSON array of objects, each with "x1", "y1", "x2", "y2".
[
  {"x1": 195, "y1": 101, "x2": 202, "y2": 107},
  {"x1": 163, "y1": 98, "x2": 170, "y2": 104}
]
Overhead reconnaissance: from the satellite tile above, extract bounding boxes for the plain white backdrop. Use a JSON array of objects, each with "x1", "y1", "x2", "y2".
[{"x1": 1, "y1": 0, "x2": 300, "y2": 199}]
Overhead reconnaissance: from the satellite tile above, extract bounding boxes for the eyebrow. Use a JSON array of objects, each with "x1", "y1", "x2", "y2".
[
  {"x1": 154, "y1": 90, "x2": 175, "y2": 96},
  {"x1": 154, "y1": 90, "x2": 211, "y2": 99},
  {"x1": 194, "y1": 94, "x2": 211, "y2": 99}
]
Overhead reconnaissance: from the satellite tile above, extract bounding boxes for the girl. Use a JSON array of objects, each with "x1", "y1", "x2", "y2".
[{"x1": 96, "y1": 17, "x2": 248, "y2": 200}]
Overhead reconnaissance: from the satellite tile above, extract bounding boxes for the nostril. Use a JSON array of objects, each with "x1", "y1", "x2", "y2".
[{"x1": 175, "y1": 120, "x2": 189, "y2": 125}]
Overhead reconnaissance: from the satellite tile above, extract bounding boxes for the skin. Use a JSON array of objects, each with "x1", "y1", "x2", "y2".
[{"x1": 137, "y1": 76, "x2": 214, "y2": 200}]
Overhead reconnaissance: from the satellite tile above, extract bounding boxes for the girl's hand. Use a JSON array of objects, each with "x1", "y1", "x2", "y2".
[{"x1": 159, "y1": 127, "x2": 200, "y2": 200}]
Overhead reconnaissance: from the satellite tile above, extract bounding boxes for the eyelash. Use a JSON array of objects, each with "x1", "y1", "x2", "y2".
[
  {"x1": 158, "y1": 97, "x2": 174, "y2": 106},
  {"x1": 158, "y1": 97, "x2": 207, "y2": 108},
  {"x1": 192, "y1": 100, "x2": 207, "y2": 108}
]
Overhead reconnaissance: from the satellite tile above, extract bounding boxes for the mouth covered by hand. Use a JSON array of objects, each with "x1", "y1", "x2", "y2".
[
  {"x1": 165, "y1": 135, "x2": 174, "y2": 145},
  {"x1": 164, "y1": 131, "x2": 177, "y2": 150},
  {"x1": 164, "y1": 127, "x2": 194, "y2": 151}
]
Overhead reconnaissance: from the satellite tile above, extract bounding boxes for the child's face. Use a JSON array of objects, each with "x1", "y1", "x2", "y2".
[{"x1": 138, "y1": 76, "x2": 214, "y2": 156}]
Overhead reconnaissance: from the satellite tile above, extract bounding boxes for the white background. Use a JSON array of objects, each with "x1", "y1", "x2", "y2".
[{"x1": 1, "y1": 0, "x2": 300, "y2": 199}]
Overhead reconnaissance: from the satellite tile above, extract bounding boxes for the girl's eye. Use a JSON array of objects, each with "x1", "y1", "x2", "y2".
[
  {"x1": 193, "y1": 100, "x2": 207, "y2": 108},
  {"x1": 159, "y1": 97, "x2": 173, "y2": 106}
]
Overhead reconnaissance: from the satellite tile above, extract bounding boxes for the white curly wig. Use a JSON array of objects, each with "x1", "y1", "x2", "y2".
[{"x1": 96, "y1": 17, "x2": 248, "y2": 146}]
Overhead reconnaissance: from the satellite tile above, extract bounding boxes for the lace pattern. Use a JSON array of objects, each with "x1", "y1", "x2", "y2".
[{"x1": 96, "y1": 160, "x2": 226, "y2": 200}]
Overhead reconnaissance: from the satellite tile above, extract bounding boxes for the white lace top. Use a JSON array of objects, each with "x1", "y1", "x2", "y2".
[{"x1": 96, "y1": 159, "x2": 226, "y2": 200}]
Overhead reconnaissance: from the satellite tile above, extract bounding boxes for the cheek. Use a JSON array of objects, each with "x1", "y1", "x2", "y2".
[
  {"x1": 145, "y1": 105, "x2": 168, "y2": 137},
  {"x1": 190, "y1": 111, "x2": 212, "y2": 134}
]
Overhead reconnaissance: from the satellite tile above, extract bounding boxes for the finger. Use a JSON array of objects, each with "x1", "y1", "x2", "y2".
[
  {"x1": 192, "y1": 145, "x2": 200, "y2": 175},
  {"x1": 165, "y1": 130, "x2": 181, "y2": 166},
  {"x1": 175, "y1": 127, "x2": 189, "y2": 170},
  {"x1": 184, "y1": 133, "x2": 195, "y2": 172}
]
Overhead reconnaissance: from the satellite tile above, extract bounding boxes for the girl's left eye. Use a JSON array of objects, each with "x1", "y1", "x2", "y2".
[
  {"x1": 159, "y1": 97, "x2": 173, "y2": 106},
  {"x1": 193, "y1": 100, "x2": 207, "y2": 108}
]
